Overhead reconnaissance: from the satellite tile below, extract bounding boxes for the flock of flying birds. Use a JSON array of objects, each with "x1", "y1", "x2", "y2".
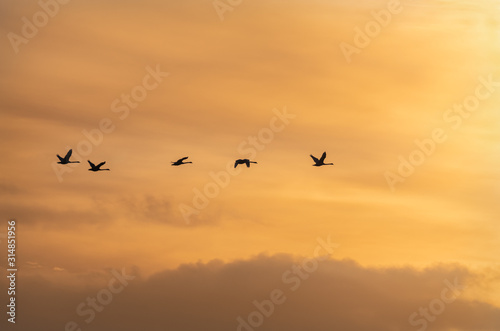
[{"x1": 56, "y1": 149, "x2": 334, "y2": 171}]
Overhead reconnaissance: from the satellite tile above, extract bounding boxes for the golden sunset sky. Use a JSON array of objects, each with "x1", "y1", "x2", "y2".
[{"x1": 1, "y1": 0, "x2": 499, "y2": 330}]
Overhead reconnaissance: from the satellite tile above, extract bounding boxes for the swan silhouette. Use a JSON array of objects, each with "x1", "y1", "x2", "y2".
[
  {"x1": 171, "y1": 157, "x2": 192, "y2": 166},
  {"x1": 310, "y1": 152, "x2": 333, "y2": 166},
  {"x1": 57, "y1": 149, "x2": 80, "y2": 164},
  {"x1": 88, "y1": 160, "x2": 110, "y2": 172},
  {"x1": 234, "y1": 159, "x2": 257, "y2": 168}
]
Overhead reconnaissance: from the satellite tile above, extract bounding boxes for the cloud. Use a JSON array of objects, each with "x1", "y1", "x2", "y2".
[
  {"x1": 3, "y1": 255, "x2": 499, "y2": 331},
  {"x1": 99, "y1": 194, "x2": 219, "y2": 226}
]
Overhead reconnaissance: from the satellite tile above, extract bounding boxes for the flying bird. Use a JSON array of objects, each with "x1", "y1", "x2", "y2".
[
  {"x1": 87, "y1": 160, "x2": 110, "y2": 172},
  {"x1": 56, "y1": 149, "x2": 80, "y2": 164},
  {"x1": 234, "y1": 159, "x2": 257, "y2": 168},
  {"x1": 310, "y1": 152, "x2": 334, "y2": 166},
  {"x1": 171, "y1": 157, "x2": 192, "y2": 166}
]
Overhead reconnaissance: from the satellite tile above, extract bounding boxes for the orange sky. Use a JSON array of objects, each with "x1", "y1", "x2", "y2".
[{"x1": 1, "y1": 0, "x2": 499, "y2": 330}]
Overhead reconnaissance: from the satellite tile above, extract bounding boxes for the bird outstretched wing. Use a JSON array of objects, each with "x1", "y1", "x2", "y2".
[
  {"x1": 57, "y1": 154, "x2": 65, "y2": 162},
  {"x1": 234, "y1": 160, "x2": 239, "y2": 168},
  {"x1": 320, "y1": 152, "x2": 327, "y2": 162},
  {"x1": 244, "y1": 160, "x2": 250, "y2": 167},
  {"x1": 65, "y1": 149, "x2": 73, "y2": 160},
  {"x1": 88, "y1": 160, "x2": 95, "y2": 168},
  {"x1": 310, "y1": 155, "x2": 319, "y2": 163},
  {"x1": 178, "y1": 157, "x2": 189, "y2": 162},
  {"x1": 97, "y1": 162, "x2": 106, "y2": 168}
]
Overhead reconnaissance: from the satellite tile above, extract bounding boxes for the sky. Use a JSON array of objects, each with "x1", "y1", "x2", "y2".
[{"x1": 0, "y1": 0, "x2": 499, "y2": 330}]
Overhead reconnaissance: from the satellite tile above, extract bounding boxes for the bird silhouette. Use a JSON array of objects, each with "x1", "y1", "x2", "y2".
[
  {"x1": 310, "y1": 152, "x2": 333, "y2": 166},
  {"x1": 234, "y1": 159, "x2": 257, "y2": 168},
  {"x1": 171, "y1": 157, "x2": 192, "y2": 166},
  {"x1": 57, "y1": 149, "x2": 80, "y2": 164},
  {"x1": 87, "y1": 160, "x2": 110, "y2": 172}
]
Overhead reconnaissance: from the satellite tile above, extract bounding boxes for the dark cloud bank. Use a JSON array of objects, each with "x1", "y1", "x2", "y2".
[{"x1": 2, "y1": 254, "x2": 499, "y2": 331}]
